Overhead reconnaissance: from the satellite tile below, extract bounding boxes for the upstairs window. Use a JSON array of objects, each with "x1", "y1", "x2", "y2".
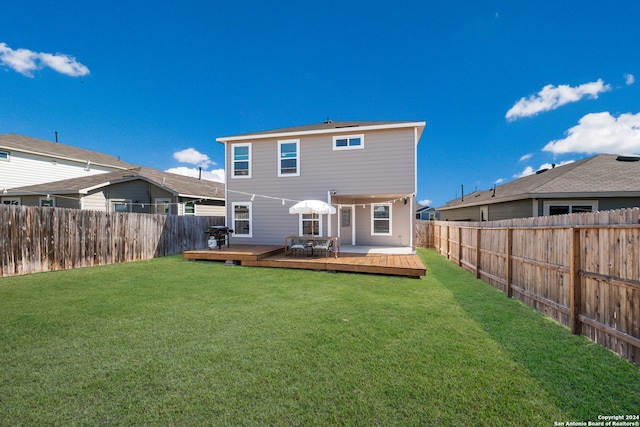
[
  {"x1": 232, "y1": 143, "x2": 251, "y2": 178},
  {"x1": 333, "y1": 134, "x2": 364, "y2": 150},
  {"x1": 278, "y1": 139, "x2": 299, "y2": 176},
  {"x1": 0, "y1": 151, "x2": 9, "y2": 161}
]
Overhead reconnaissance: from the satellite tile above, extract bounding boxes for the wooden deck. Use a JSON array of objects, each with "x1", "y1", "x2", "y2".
[{"x1": 183, "y1": 245, "x2": 426, "y2": 278}]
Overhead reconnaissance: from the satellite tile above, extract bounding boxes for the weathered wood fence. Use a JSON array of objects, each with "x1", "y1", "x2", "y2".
[
  {"x1": 419, "y1": 208, "x2": 640, "y2": 365},
  {"x1": 1, "y1": 204, "x2": 224, "y2": 277}
]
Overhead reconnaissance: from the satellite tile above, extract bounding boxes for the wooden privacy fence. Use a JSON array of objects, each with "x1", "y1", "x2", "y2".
[
  {"x1": 415, "y1": 220, "x2": 434, "y2": 248},
  {"x1": 424, "y1": 208, "x2": 640, "y2": 365},
  {"x1": 1, "y1": 204, "x2": 224, "y2": 277}
]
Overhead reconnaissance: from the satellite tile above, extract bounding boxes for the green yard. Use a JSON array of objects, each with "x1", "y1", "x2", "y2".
[{"x1": 1, "y1": 249, "x2": 638, "y2": 426}]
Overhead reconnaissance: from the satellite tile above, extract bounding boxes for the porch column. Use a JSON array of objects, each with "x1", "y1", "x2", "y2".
[
  {"x1": 327, "y1": 191, "x2": 332, "y2": 237},
  {"x1": 352, "y1": 204, "x2": 356, "y2": 245}
]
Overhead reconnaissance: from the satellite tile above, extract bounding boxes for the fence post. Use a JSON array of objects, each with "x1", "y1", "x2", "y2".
[
  {"x1": 569, "y1": 227, "x2": 582, "y2": 334},
  {"x1": 506, "y1": 227, "x2": 513, "y2": 297},
  {"x1": 446, "y1": 224, "x2": 450, "y2": 259},
  {"x1": 458, "y1": 226, "x2": 463, "y2": 266},
  {"x1": 475, "y1": 227, "x2": 481, "y2": 278}
]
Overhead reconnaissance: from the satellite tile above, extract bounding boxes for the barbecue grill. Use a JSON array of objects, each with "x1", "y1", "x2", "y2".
[{"x1": 207, "y1": 226, "x2": 233, "y2": 250}]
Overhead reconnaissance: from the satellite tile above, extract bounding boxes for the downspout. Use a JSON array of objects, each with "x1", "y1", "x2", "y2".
[{"x1": 223, "y1": 142, "x2": 228, "y2": 227}]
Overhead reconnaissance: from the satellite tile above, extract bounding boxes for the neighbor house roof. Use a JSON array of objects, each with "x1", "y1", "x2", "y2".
[
  {"x1": 438, "y1": 154, "x2": 640, "y2": 210},
  {"x1": 416, "y1": 205, "x2": 435, "y2": 213},
  {"x1": 216, "y1": 120, "x2": 426, "y2": 142},
  {"x1": 0, "y1": 134, "x2": 136, "y2": 169},
  {"x1": 5, "y1": 166, "x2": 224, "y2": 200}
]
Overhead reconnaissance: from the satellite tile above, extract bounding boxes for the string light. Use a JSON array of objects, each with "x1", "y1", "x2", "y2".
[{"x1": 3, "y1": 184, "x2": 415, "y2": 211}]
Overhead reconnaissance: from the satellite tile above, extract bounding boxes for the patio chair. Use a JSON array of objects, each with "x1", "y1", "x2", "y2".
[
  {"x1": 289, "y1": 238, "x2": 308, "y2": 257},
  {"x1": 313, "y1": 238, "x2": 334, "y2": 258}
]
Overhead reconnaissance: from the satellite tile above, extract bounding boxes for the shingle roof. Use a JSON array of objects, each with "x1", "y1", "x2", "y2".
[
  {"x1": 217, "y1": 120, "x2": 426, "y2": 141},
  {"x1": 438, "y1": 154, "x2": 640, "y2": 210},
  {"x1": 0, "y1": 133, "x2": 135, "y2": 169},
  {"x1": 6, "y1": 166, "x2": 224, "y2": 200}
]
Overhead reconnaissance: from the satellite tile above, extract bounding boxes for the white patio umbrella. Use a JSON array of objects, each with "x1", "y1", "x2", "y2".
[{"x1": 289, "y1": 200, "x2": 336, "y2": 237}]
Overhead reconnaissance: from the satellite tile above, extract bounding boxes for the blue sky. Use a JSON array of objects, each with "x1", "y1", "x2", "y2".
[{"x1": 2, "y1": 1, "x2": 640, "y2": 207}]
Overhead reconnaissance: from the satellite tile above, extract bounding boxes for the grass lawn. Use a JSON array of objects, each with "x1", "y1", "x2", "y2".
[{"x1": 1, "y1": 249, "x2": 639, "y2": 426}]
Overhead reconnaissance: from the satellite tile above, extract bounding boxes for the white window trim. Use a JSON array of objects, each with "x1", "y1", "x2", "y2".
[
  {"x1": 231, "y1": 143, "x2": 252, "y2": 179},
  {"x1": 232, "y1": 202, "x2": 252, "y2": 238},
  {"x1": 332, "y1": 134, "x2": 364, "y2": 151},
  {"x1": 2, "y1": 197, "x2": 21, "y2": 205},
  {"x1": 480, "y1": 205, "x2": 489, "y2": 221},
  {"x1": 543, "y1": 200, "x2": 598, "y2": 216},
  {"x1": 299, "y1": 213, "x2": 323, "y2": 236},
  {"x1": 0, "y1": 150, "x2": 9, "y2": 161},
  {"x1": 277, "y1": 139, "x2": 300, "y2": 177},
  {"x1": 155, "y1": 198, "x2": 171, "y2": 215},
  {"x1": 39, "y1": 196, "x2": 56, "y2": 207},
  {"x1": 110, "y1": 199, "x2": 132, "y2": 213},
  {"x1": 371, "y1": 203, "x2": 392, "y2": 236},
  {"x1": 183, "y1": 201, "x2": 196, "y2": 216}
]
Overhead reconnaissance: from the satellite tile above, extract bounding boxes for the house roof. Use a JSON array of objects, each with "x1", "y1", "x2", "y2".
[
  {"x1": 5, "y1": 166, "x2": 224, "y2": 200},
  {"x1": 0, "y1": 134, "x2": 136, "y2": 169},
  {"x1": 438, "y1": 154, "x2": 640, "y2": 210},
  {"x1": 216, "y1": 120, "x2": 426, "y2": 142},
  {"x1": 416, "y1": 205, "x2": 435, "y2": 213}
]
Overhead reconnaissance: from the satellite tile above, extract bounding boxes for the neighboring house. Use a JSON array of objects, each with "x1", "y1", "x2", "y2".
[
  {"x1": 416, "y1": 205, "x2": 438, "y2": 220},
  {"x1": 217, "y1": 120, "x2": 426, "y2": 250},
  {"x1": 0, "y1": 133, "x2": 135, "y2": 191},
  {"x1": 3, "y1": 166, "x2": 225, "y2": 216},
  {"x1": 438, "y1": 154, "x2": 640, "y2": 221}
]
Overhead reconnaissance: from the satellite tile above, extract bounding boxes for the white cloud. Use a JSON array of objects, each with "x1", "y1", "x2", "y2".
[
  {"x1": 625, "y1": 73, "x2": 635, "y2": 85},
  {"x1": 165, "y1": 166, "x2": 225, "y2": 183},
  {"x1": 0, "y1": 42, "x2": 89, "y2": 77},
  {"x1": 514, "y1": 166, "x2": 535, "y2": 178},
  {"x1": 494, "y1": 178, "x2": 505, "y2": 184},
  {"x1": 418, "y1": 199, "x2": 432, "y2": 207},
  {"x1": 514, "y1": 160, "x2": 574, "y2": 178},
  {"x1": 543, "y1": 112, "x2": 640, "y2": 155},
  {"x1": 172, "y1": 148, "x2": 214, "y2": 168},
  {"x1": 519, "y1": 153, "x2": 533, "y2": 162},
  {"x1": 506, "y1": 79, "x2": 611, "y2": 121}
]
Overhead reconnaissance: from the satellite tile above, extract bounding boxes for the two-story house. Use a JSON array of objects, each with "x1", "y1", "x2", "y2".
[
  {"x1": 217, "y1": 120, "x2": 426, "y2": 252},
  {"x1": 1, "y1": 134, "x2": 224, "y2": 215},
  {"x1": 0, "y1": 134, "x2": 135, "y2": 193}
]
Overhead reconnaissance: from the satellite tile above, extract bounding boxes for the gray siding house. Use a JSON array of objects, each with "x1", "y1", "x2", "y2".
[
  {"x1": 217, "y1": 120, "x2": 426, "y2": 251},
  {"x1": 416, "y1": 205, "x2": 438, "y2": 220},
  {"x1": 4, "y1": 166, "x2": 224, "y2": 216},
  {"x1": 438, "y1": 154, "x2": 640, "y2": 221}
]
